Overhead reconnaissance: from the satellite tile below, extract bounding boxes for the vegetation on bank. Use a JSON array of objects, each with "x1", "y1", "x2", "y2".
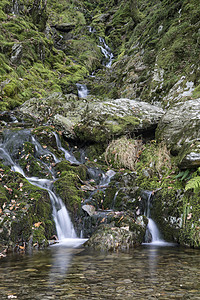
[
  {"x1": 103, "y1": 136, "x2": 200, "y2": 246},
  {"x1": 0, "y1": 0, "x2": 200, "y2": 110}
]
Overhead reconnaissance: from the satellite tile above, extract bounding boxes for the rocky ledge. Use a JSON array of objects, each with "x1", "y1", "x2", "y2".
[
  {"x1": 19, "y1": 93, "x2": 165, "y2": 142},
  {"x1": 156, "y1": 99, "x2": 200, "y2": 169}
]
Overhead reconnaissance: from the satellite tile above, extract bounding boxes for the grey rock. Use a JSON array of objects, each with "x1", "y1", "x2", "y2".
[
  {"x1": 156, "y1": 99, "x2": 200, "y2": 168},
  {"x1": 85, "y1": 223, "x2": 145, "y2": 251},
  {"x1": 82, "y1": 205, "x2": 96, "y2": 216},
  {"x1": 54, "y1": 23, "x2": 75, "y2": 32},
  {"x1": 11, "y1": 43, "x2": 23, "y2": 64},
  {"x1": 19, "y1": 93, "x2": 165, "y2": 142}
]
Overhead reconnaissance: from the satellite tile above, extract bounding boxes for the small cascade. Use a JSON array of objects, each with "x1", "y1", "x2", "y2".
[
  {"x1": 88, "y1": 26, "x2": 96, "y2": 33},
  {"x1": 112, "y1": 189, "x2": 119, "y2": 209},
  {"x1": 143, "y1": 191, "x2": 165, "y2": 245},
  {"x1": 76, "y1": 83, "x2": 88, "y2": 98},
  {"x1": 31, "y1": 135, "x2": 60, "y2": 164},
  {"x1": 0, "y1": 129, "x2": 82, "y2": 244},
  {"x1": 147, "y1": 219, "x2": 162, "y2": 243},
  {"x1": 53, "y1": 132, "x2": 80, "y2": 165},
  {"x1": 98, "y1": 37, "x2": 114, "y2": 68},
  {"x1": 12, "y1": 0, "x2": 20, "y2": 15},
  {"x1": 99, "y1": 169, "x2": 116, "y2": 187}
]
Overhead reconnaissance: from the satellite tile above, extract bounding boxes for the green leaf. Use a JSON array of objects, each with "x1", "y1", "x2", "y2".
[{"x1": 185, "y1": 176, "x2": 200, "y2": 193}]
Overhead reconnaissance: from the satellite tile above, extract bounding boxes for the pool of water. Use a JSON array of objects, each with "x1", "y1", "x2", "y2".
[{"x1": 0, "y1": 243, "x2": 200, "y2": 299}]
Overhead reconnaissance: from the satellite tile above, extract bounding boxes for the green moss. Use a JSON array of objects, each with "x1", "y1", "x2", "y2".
[
  {"x1": 32, "y1": 226, "x2": 48, "y2": 246},
  {"x1": 0, "y1": 185, "x2": 8, "y2": 207},
  {"x1": 54, "y1": 171, "x2": 84, "y2": 215},
  {"x1": 3, "y1": 79, "x2": 23, "y2": 97},
  {"x1": 179, "y1": 191, "x2": 200, "y2": 247},
  {"x1": 106, "y1": 115, "x2": 140, "y2": 135},
  {"x1": 0, "y1": 160, "x2": 56, "y2": 248},
  {"x1": 85, "y1": 143, "x2": 106, "y2": 164},
  {"x1": 192, "y1": 84, "x2": 200, "y2": 98},
  {"x1": 150, "y1": 188, "x2": 182, "y2": 242}
]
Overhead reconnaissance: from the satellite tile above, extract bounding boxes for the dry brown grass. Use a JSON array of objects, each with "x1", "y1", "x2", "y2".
[
  {"x1": 105, "y1": 136, "x2": 144, "y2": 170},
  {"x1": 154, "y1": 142, "x2": 172, "y2": 177}
]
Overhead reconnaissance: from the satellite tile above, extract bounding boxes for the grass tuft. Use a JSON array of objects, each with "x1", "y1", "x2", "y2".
[{"x1": 105, "y1": 136, "x2": 144, "y2": 171}]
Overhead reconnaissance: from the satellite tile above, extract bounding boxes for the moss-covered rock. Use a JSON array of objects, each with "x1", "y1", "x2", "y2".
[
  {"x1": 54, "y1": 161, "x2": 87, "y2": 219},
  {"x1": 19, "y1": 94, "x2": 164, "y2": 142},
  {"x1": 85, "y1": 213, "x2": 147, "y2": 251},
  {"x1": 0, "y1": 163, "x2": 56, "y2": 249}
]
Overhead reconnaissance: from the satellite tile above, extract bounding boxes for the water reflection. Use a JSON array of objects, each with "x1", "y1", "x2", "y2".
[
  {"x1": 0, "y1": 245, "x2": 200, "y2": 299},
  {"x1": 143, "y1": 242, "x2": 177, "y2": 280},
  {"x1": 48, "y1": 239, "x2": 87, "y2": 283}
]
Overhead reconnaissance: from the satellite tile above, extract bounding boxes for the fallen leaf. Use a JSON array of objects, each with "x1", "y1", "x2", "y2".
[
  {"x1": 118, "y1": 216, "x2": 124, "y2": 223},
  {"x1": 34, "y1": 222, "x2": 42, "y2": 228}
]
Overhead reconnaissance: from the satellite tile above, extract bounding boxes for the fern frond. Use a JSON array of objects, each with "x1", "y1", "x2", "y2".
[
  {"x1": 175, "y1": 170, "x2": 190, "y2": 181},
  {"x1": 175, "y1": 171, "x2": 185, "y2": 179},
  {"x1": 185, "y1": 176, "x2": 200, "y2": 193},
  {"x1": 181, "y1": 170, "x2": 190, "y2": 180}
]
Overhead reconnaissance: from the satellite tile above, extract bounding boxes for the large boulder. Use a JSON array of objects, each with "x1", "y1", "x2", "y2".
[
  {"x1": 156, "y1": 99, "x2": 200, "y2": 169},
  {"x1": 19, "y1": 93, "x2": 164, "y2": 142}
]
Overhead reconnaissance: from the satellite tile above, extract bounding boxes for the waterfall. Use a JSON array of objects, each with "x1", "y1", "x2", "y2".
[
  {"x1": 143, "y1": 191, "x2": 165, "y2": 245},
  {"x1": 76, "y1": 83, "x2": 88, "y2": 98},
  {"x1": 12, "y1": 0, "x2": 19, "y2": 15},
  {"x1": 53, "y1": 132, "x2": 80, "y2": 165},
  {"x1": 112, "y1": 190, "x2": 119, "y2": 209},
  {"x1": 98, "y1": 37, "x2": 114, "y2": 68},
  {"x1": 0, "y1": 129, "x2": 84, "y2": 244}
]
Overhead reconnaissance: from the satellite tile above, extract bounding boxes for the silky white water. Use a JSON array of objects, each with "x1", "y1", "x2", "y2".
[
  {"x1": 76, "y1": 83, "x2": 88, "y2": 98},
  {"x1": 0, "y1": 129, "x2": 86, "y2": 245},
  {"x1": 144, "y1": 191, "x2": 167, "y2": 245},
  {"x1": 98, "y1": 37, "x2": 114, "y2": 68}
]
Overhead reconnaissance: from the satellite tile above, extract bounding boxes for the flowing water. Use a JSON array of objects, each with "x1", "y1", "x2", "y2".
[
  {"x1": 98, "y1": 37, "x2": 114, "y2": 68},
  {"x1": 76, "y1": 83, "x2": 89, "y2": 98},
  {"x1": 0, "y1": 129, "x2": 85, "y2": 243},
  {"x1": 143, "y1": 191, "x2": 168, "y2": 246},
  {"x1": 1, "y1": 130, "x2": 200, "y2": 299},
  {"x1": 0, "y1": 244, "x2": 200, "y2": 299}
]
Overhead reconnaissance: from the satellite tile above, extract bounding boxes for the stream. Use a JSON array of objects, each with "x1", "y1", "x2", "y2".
[
  {"x1": 0, "y1": 244, "x2": 200, "y2": 299},
  {"x1": 0, "y1": 129, "x2": 200, "y2": 299}
]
